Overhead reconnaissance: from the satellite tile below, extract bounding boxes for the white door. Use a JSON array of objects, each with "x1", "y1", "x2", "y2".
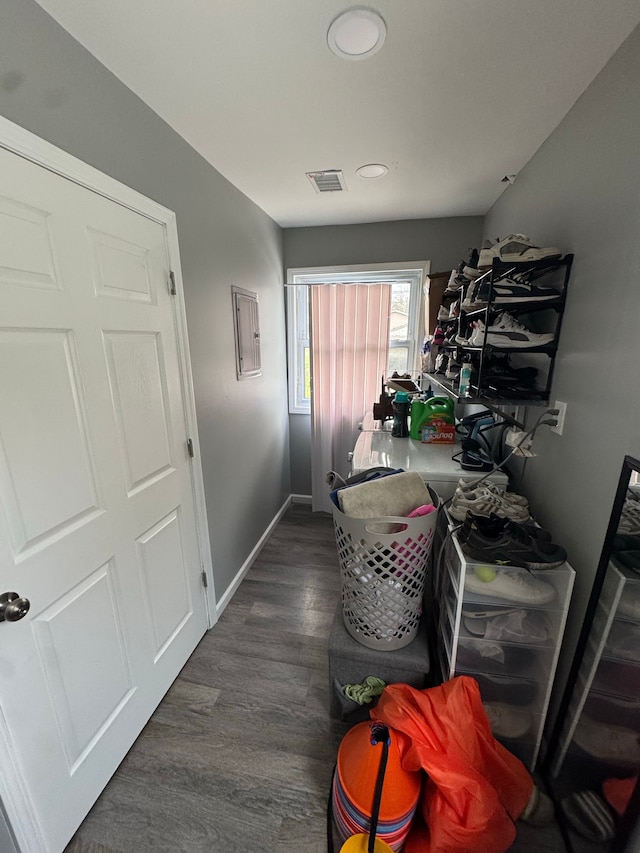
[{"x1": 0, "y1": 145, "x2": 209, "y2": 853}]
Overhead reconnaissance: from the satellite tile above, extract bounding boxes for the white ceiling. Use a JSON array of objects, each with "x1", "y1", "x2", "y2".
[{"x1": 35, "y1": 0, "x2": 640, "y2": 228}]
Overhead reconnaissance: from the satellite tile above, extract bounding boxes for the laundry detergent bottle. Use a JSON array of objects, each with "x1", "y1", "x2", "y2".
[{"x1": 415, "y1": 396, "x2": 455, "y2": 443}]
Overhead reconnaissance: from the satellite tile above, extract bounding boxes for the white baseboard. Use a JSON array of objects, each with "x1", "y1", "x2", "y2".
[
  {"x1": 290, "y1": 493, "x2": 312, "y2": 504},
  {"x1": 214, "y1": 494, "x2": 293, "y2": 618}
]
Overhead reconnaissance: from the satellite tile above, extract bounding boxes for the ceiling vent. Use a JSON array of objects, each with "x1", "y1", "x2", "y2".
[{"x1": 306, "y1": 170, "x2": 347, "y2": 193}]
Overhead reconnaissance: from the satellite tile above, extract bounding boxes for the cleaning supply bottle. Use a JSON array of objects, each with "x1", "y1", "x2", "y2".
[
  {"x1": 418, "y1": 396, "x2": 456, "y2": 443},
  {"x1": 459, "y1": 356, "x2": 473, "y2": 397},
  {"x1": 391, "y1": 391, "x2": 410, "y2": 437}
]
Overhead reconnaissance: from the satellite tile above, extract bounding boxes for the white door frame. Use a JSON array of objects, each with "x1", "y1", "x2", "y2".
[{"x1": 0, "y1": 114, "x2": 216, "y2": 853}]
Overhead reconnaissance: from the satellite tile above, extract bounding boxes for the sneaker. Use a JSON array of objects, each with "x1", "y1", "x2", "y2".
[
  {"x1": 456, "y1": 479, "x2": 529, "y2": 506},
  {"x1": 448, "y1": 299, "x2": 460, "y2": 319},
  {"x1": 482, "y1": 356, "x2": 538, "y2": 387},
  {"x1": 462, "y1": 248, "x2": 480, "y2": 279},
  {"x1": 469, "y1": 313, "x2": 555, "y2": 349},
  {"x1": 448, "y1": 488, "x2": 530, "y2": 523},
  {"x1": 479, "y1": 234, "x2": 562, "y2": 267},
  {"x1": 434, "y1": 352, "x2": 448, "y2": 374},
  {"x1": 444, "y1": 268, "x2": 466, "y2": 295},
  {"x1": 432, "y1": 325, "x2": 446, "y2": 346},
  {"x1": 437, "y1": 304, "x2": 450, "y2": 321},
  {"x1": 460, "y1": 523, "x2": 567, "y2": 570},
  {"x1": 464, "y1": 567, "x2": 556, "y2": 605},
  {"x1": 443, "y1": 322, "x2": 458, "y2": 344},
  {"x1": 460, "y1": 278, "x2": 490, "y2": 311},
  {"x1": 491, "y1": 279, "x2": 561, "y2": 304},
  {"x1": 460, "y1": 512, "x2": 552, "y2": 543}
]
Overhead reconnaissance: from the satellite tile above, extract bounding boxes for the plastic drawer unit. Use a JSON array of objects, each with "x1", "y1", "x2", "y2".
[{"x1": 435, "y1": 528, "x2": 575, "y2": 771}]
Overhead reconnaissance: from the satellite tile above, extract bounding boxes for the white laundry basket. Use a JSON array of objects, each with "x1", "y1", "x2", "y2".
[{"x1": 333, "y1": 500, "x2": 439, "y2": 651}]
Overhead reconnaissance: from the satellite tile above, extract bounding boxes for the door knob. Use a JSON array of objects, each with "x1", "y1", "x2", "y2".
[{"x1": 0, "y1": 592, "x2": 30, "y2": 623}]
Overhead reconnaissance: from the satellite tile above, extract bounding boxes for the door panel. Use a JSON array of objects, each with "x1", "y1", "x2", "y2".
[
  {"x1": 31, "y1": 564, "x2": 134, "y2": 770},
  {"x1": 136, "y1": 510, "x2": 192, "y2": 660},
  {"x1": 0, "y1": 145, "x2": 208, "y2": 853},
  {"x1": 0, "y1": 329, "x2": 100, "y2": 555},
  {"x1": 103, "y1": 331, "x2": 174, "y2": 494},
  {"x1": 0, "y1": 194, "x2": 59, "y2": 292},
  {"x1": 89, "y1": 227, "x2": 154, "y2": 303}
]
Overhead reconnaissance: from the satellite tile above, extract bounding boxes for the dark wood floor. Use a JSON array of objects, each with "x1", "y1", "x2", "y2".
[{"x1": 65, "y1": 503, "x2": 568, "y2": 853}]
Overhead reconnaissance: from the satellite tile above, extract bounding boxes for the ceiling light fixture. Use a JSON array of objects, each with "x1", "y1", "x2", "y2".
[
  {"x1": 327, "y1": 7, "x2": 387, "y2": 61},
  {"x1": 356, "y1": 163, "x2": 388, "y2": 179}
]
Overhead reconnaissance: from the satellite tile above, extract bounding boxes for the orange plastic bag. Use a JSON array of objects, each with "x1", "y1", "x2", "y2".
[{"x1": 372, "y1": 676, "x2": 533, "y2": 853}]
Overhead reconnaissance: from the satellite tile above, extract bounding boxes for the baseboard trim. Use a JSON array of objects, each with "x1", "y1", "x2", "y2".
[
  {"x1": 214, "y1": 494, "x2": 293, "y2": 618},
  {"x1": 290, "y1": 493, "x2": 312, "y2": 504}
]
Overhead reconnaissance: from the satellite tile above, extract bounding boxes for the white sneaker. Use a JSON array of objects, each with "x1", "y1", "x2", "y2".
[
  {"x1": 469, "y1": 313, "x2": 554, "y2": 349},
  {"x1": 449, "y1": 488, "x2": 530, "y2": 522},
  {"x1": 479, "y1": 234, "x2": 562, "y2": 267},
  {"x1": 437, "y1": 304, "x2": 450, "y2": 321},
  {"x1": 456, "y1": 479, "x2": 529, "y2": 504},
  {"x1": 464, "y1": 568, "x2": 556, "y2": 605}
]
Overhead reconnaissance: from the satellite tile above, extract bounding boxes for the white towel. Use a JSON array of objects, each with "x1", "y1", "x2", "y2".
[{"x1": 338, "y1": 471, "x2": 431, "y2": 518}]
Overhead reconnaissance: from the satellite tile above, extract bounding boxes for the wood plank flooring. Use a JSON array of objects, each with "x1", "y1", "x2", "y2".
[{"x1": 65, "y1": 503, "x2": 567, "y2": 853}]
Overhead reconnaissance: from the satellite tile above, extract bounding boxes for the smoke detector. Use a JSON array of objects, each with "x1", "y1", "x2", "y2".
[{"x1": 306, "y1": 170, "x2": 347, "y2": 193}]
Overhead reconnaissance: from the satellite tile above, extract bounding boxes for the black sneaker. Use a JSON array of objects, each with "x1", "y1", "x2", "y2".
[
  {"x1": 459, "y1": 521, "x2": 567, "y2": 570},
  {"x1": 483, "y1": 358, "x2": 538, "y2": 387},
  {"x1": 459, "y1": 512, "x2": 553, "y2": 543}
]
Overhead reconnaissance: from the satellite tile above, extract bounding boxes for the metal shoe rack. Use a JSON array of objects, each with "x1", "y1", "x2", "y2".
[
  {"x1": 428, "y1": 254, "x2": 574, "y2": 408},
  {"x1": 432, "y1": 510, "x2": 575, "y2": 771}
]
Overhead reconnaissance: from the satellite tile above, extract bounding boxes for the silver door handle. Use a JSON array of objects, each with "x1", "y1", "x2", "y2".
[{"x1": 0, "y1": 592, "x2": 30, "y2": 623}]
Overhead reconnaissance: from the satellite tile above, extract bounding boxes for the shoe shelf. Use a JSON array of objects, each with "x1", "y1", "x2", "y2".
[
  {"x1": 550, "y1": 561, "x2": 640, "y2": 781},
  {"x1": 434, "y1": 529, "x2": 575, "y2": 771},
  {"x1": 426, "y1": 254, "x2": 574, "y2": 408}
]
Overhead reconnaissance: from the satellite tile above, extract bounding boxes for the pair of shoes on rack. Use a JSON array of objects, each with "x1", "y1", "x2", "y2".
[
  {"x1": 461, "y1": 274, "x2": 560, "y2": 311},
  {"x1": 448, "y1": 482, "x2": 530, "y2": 522},
  {"x1": 460, "y1": 511, "x2": 552, "y2": 544},
  {"x1": 437, "y1": 300, "x2": 460, "y2": 321},
  {"x1": 459, "y1": 512, "x2": 567, "y2": 570},
  {"x1": 478, "y1": 234, "x2": 562, "y2": 268},
  {"x1": 468, "y1": 312, "x2": 555, "y2": 348}
]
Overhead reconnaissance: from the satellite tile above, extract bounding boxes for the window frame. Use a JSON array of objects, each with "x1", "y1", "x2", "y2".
[{"x1": 286, "y1": 261, "x2": 430, "y2": 414}]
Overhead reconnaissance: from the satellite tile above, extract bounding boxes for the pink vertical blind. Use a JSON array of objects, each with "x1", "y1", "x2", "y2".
[{"x1": 310, "y1": 283, "x2": 392, "y2": 513}]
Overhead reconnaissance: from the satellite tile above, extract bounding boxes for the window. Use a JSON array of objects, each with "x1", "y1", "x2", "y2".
[{"x1": 286, "y1": 262, "x2": 429, "y2": 413}]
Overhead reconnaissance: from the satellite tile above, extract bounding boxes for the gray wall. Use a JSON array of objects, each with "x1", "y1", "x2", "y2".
[
  {"x1": 0, "y1": 0, "x2": 290, "y2": 602},
  {"x1": 284, "y1": 216, "x2": 485, "y2": 494},
  {"x1": 484, "y1": 24, "x2": 640, "y2": 714}
]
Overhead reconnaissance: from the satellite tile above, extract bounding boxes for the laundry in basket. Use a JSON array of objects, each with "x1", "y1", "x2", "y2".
[{"x1": 332, "y1": 471, "x2": 439, "y2": 651}]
